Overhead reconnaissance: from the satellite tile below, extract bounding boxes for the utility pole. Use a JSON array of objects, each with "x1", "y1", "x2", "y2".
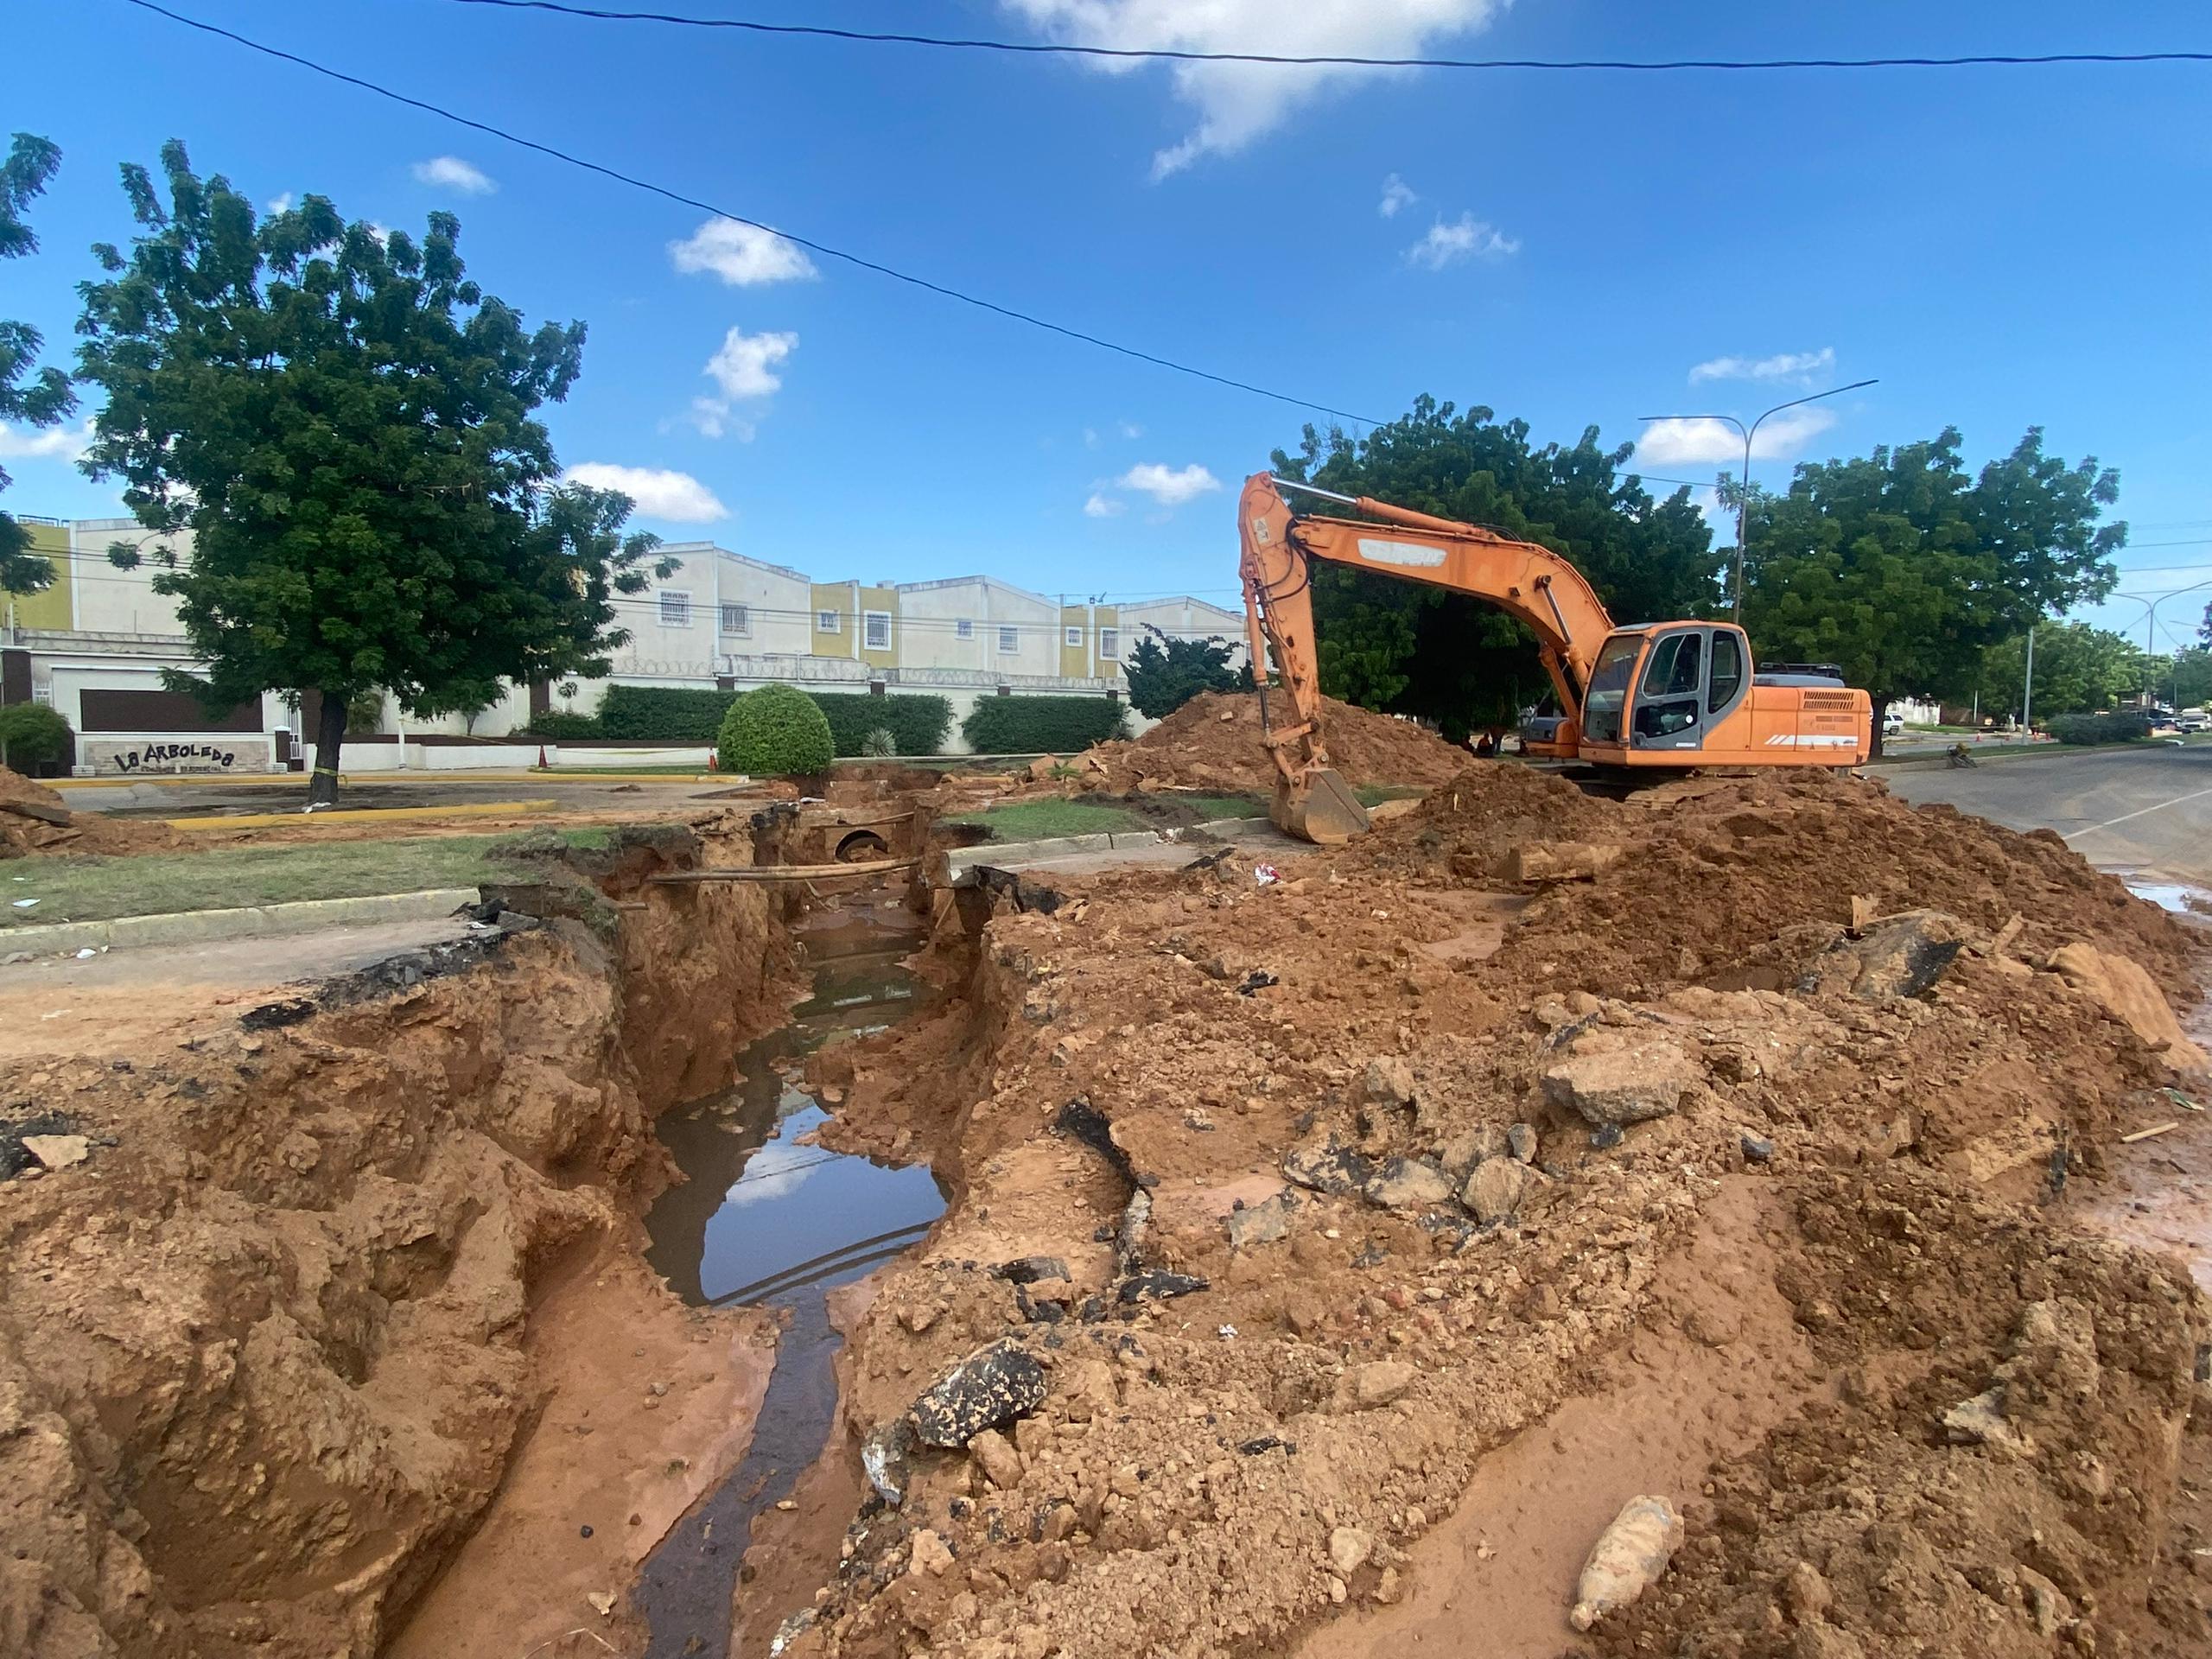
[
  {"x1": 1641, "y1": 378, "x2": 1878, "y2": 620},
  {"x1": 2022, "y1": 625, "x2": 2034, "y2": 729}
]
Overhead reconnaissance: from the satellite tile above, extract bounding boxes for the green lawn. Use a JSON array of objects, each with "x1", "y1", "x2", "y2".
[{"x1": 1, "y1": 829, "x2": 610, "y2": 928}]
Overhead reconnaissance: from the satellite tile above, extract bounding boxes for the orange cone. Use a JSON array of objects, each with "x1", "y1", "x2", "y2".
[{"x1": 537, "y1": 744, "x2": 548, "y2": 769}]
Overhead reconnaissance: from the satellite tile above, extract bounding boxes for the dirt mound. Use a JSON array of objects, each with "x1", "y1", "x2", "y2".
[
  {"x1": 0, "y1": 766, "x2": 184, "y2": 857},
  {"x1": 1074, "y1": 690, "x2": 1469, "y2": 792},
  {"x1": 1349, "y1": 762, "x2": 1618, "y2": 877}
]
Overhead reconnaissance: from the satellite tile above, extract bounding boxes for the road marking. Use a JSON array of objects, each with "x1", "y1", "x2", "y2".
[{"x1": 2062, "y1": 783, "x2": 2212, "y2": 842}]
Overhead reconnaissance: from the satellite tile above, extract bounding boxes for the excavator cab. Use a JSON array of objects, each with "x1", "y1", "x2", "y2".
[{"x1": 1580, "y1": 624, "x2": 1750, "y2": 754}]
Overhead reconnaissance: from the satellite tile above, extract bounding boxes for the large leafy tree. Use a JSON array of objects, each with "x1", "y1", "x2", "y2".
[
  {"x1": 1743, "y1": 428, "x2": 2122, "y2": 753},
  {"x1": 1972, "y1": 620, "x2": 2147, "y2": 721},
  {"x1": 1, "y1": 132, "x2": 75, "y2": 590},
  {"x1": 1272, "y1": 396, "x2": 1719, "y2": 739},
  {"x1": 1122, "y1": 623, "x2": 1247, "y2": 717},
  {"x1": 76, "y1": 142, "x2": 668, "y2": 802}
]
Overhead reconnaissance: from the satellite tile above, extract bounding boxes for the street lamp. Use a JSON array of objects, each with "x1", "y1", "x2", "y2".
[
  {"x1": 2113, "y1": 576, "x2": 2212, "y2": 707},
  {"x1": 1641, "y1": 378, "x2": 1878, "y2": 621}
]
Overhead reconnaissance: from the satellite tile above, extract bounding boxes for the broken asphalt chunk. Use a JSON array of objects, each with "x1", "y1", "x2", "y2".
[{"x1": 908, "y1": 1339, "x2": 1048, "y2": 1450}]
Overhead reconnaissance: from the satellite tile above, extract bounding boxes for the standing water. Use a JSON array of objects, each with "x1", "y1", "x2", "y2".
[{"x1": 636, "y1": 891, "x2": 944, "y2": 1658}]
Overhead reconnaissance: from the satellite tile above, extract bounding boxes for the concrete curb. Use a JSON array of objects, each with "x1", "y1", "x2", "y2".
[
  {"x1": 1, "y1": 887, "x2": 480, "y2": 957},
  {"x1": 944, "y1": 816, "x2": 1274, "y2": 875}
]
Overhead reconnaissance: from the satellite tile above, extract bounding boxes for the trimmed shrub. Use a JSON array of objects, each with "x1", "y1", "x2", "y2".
[
  {"x1": 595, "y1": 683, "x2": 735, "y2": 741},
  {"x1": 2045, "y1": 711, "x2": 2150, "y2": 746},
  {"x1": 961, "y1": 696, "x2": 1129, "y2": 754},
  {"x1": 812, "y1": 692, "x2": 952, "y2": 757},
  {"x1": 719, "y1": 683, "x2": 836, "y2": 775},
  {"x1": 0, "y1": 702, "x2": 73, "y2": 770},
  {"x1": 529, "y1": 709, "x2": 601, "y2": 739}
]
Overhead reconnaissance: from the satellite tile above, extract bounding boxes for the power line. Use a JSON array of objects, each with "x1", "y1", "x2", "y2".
[
  {"x1": 116, "y1": 0, "x2": 1382, "y2": 427},
  {"x1": 442, "y1": 1, "x2": 2212, "y2": 75}
]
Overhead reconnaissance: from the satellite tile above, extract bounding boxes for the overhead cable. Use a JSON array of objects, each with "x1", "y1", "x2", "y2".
[
  {"x1": 443, "y1": 1, "x2": 2212, "y2": 75},
  {"x1": 115, "y1": 0, "x2": 1382, "y2": 425}
]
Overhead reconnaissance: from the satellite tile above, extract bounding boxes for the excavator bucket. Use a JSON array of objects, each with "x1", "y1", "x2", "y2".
[{"x1": 1273, "y1": 769, "x2": 1371, "y2": 844}]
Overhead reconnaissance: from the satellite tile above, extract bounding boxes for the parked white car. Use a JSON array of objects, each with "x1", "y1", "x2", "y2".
[
  {"x1": 2180, "y1": 709, "x2": 2211, "y2": 734},
  {"x1": 1880, "y1": 710, "x2": 1905, "y2": 737}
]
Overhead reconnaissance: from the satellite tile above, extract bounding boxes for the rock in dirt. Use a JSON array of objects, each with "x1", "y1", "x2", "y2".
[
  {"x1": 1506, "y1": 1122, "x2": 1538, "y2": 1163},
  {"x1": 997, "y1": 1256, "x2": 1071, "y2": 1286},
  {"x1": 1541, "y1": 1038, "x2": 1700, "y2": 1126},
  {"x1": 1506, "y1": 841, "x2": 1623, "y2": 883},
  {"x1": 21, "y1": 1133, "x2": 90, "y2": 1171},
  {"x1": 1803, "y1": 908, "x2": 1967, "y2": 1001},
  {"x1": 1351, "y1": 1360, "x2": 1414, "y2": 1408},
  {"x1": 1364, "y1": 1155, "x2": 1455, "y2": 1212},
  {"x1": 1364, "y1": 1056, "x2": 1415, "y2": 1106},
  {"x1": 909, "y1": 1528, "x2": 955, "y2": 1577},
  {"x1": 1328, "y1": 1526, "x2": 1374, "y2": 1574},
  {"x1": 862, "y1": 1418, "x2": 917, "y2": 1504},
  {"x1": 967, "y1": 1427, "x2": 1024, "y2": 1490},
  {"x1": 2046, "y1": 942, "x2": 2211, "y2": 1071},
  {"x1": 1282, "y1": 1134, "x2": 1374, "y2": 1197},
  {"x1": 1941, "y1": 1388, "x2": 2034, "y2": 1457},
  {"x1": 1226, "y1": 1191, "x2": 1294, "y2": 1250},
  {"x1": 1117, "y1": 1269, "x2": 1209, "y2": 1303},
  {"x1": 910, "y1": 1339, "x2": 1048, "y2": 1449},
  {"x1": 1461, "y1": 1158, "x2": 1529, "y2": 1225},
  {"x1": 1569, "y1": 1494, "x2": 1685, "y2": 1630}
]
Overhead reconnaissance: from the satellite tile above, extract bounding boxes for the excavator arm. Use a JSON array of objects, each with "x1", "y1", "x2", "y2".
[{"x1": 1238, "y1": 471, "x2": 1618, "y2": 842}]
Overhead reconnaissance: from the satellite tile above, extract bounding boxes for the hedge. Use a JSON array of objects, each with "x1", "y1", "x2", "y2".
[
  {"x1": 2044, "y1": 711, "x2": 2151, "y2": 746},
  {"x1": 529, "y1": 709, "x2": 601, "y2": 739},
  {"x1": 719, "y1": 683, "x2": 836, "y2": 775},
  {"x1": 595, "y1": 683, "x2": 734, "y2": 741},
  {"x1": 961, "y1": 696, "x2": 1129, "y2": 754},
  {"x1": 812, "y1": 693, "x2": 950, "y2": 757}
]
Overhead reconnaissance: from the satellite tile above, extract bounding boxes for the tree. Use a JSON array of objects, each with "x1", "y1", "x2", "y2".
[
  {"x1": 1743, "y1": 428, "x2": 2121, "y2": 754},
  {"x1": 1122, "y1": 624, "x2": 1248, "y2": 717},
  {"x1": 74, "y1": 142, "x2": 670, "y2": 804},
  {"x1": 1272, "y1": 396, "x2": 1719, "y2": 739},
  {"x1": 1, "y1": 132, "x2": 75, "y2": 592},
  {"x1": 1972, "y1": 621, "x2": 2147, "y2": 721},
  {"x1": 2158, "y1": 644, "x2": 2211, "y2": 711},
  {"x1": 0, "y1": 702, "x2": 71, "y2": 772}
]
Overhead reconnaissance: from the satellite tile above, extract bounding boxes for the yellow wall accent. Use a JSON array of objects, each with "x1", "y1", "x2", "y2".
[
  {"x1": 3, "y1": 522, "x2": 73, "y2": 630},
  {"x1": 810, "y1": 582, "x2": 851, "y2": 657},
  {"x1": 1059, "y1": 603, "x2": 1091, "y2": 679},
  {"x1": 1093, "y1": 604, "x2": 1121, "y2": 672},
  {"x1": 857, "y1": 585, "x2": 899, "y2": 670}
]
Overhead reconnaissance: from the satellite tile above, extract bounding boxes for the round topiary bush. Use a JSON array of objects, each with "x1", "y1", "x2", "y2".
[
  {"x1": 0, "y1": 702, "x2": 74, "y2": 772},
  {"x1": 717, "y1": 683, "x2": 836, "y2": 776}
]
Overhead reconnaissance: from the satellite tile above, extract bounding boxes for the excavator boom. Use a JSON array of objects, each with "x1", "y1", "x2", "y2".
[{"x1": 1237, "y1": 472, "x2": 1871, "y2": 843}]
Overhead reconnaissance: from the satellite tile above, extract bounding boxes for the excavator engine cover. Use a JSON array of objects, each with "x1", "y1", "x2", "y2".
[{"x1": 1274, "y1": 769, "x2": 1370, "y2": 844}]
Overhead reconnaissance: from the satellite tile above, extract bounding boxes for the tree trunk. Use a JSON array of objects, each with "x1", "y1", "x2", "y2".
[
  {"x1": 309, "y1": 691, "x2": 346, "y2": 806},
  {"x1": 1867, "y1": 694, "x2": 1888, "y2": 761}
]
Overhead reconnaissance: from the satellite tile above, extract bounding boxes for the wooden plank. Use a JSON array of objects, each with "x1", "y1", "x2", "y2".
[
  {"x1": 2120, "y1": 1122, "x2": 2179, "y2": 1144},
  {"x1": 648, "y1": 855, "x2": 920, "y2": 885}
]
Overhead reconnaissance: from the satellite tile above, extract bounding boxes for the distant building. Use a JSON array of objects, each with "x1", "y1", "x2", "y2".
[{"x1": 1, "y1": 517, "x2": 1246, "y2": 770}]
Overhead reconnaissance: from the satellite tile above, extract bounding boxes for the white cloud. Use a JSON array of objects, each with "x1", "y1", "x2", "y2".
[
  {"x1": 670, "y1": 217, "x2": 819, "y2": 286},
  {"x1": 265, "y1": 192, "x2": 293, "y2": 215},
  {"x1": 721, "y1": 1141, "x2": 819, "y2": 1208},
  {"x1": 1689, "y1": 346, "x2": 1836, "y2": 385},
  {"x1": 1003, "y1": 1, "x2": 1510, "y2": 177},
  {"x1": 690, "y1": 327, "x2": 798, "y2": 439},
  {"x1": 1084, "y1": 492, "x2": 1126, "y2": 518},
  {"x1": 1378, "y1": 174, "x2": 1416, "y2": 218},
  {"x1": 1635, "y1": 408, "x2": 1839, "y2": 468},
  {"x1": 1083, "y1": 426, "x2": 1100, "y2": 448},
  {"x1": 0, "y1": 420, "x2": 92, "y2": 462},
  {"x1": 1406, "y1": 213, "x2": 1520, "y2": 270},
  {"x1": 411, "y1": 156, "x2": 496, "y2": 195},
  {"x1": 1118, "y1": 419, "x2": 1143, "y2": 439},
  {"x1": 563, "y1": 463, "x2": 729, "y2": 523},
  {"x1": 1116, "y1": 462, "x2": 1221, "y2": 507}
]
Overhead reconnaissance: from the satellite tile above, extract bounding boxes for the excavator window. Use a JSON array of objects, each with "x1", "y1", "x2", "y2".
[
  {"x1": 1632, "y1": 627, "x2": 1707, "y2": 747},
  {"x1": 1708, "y1": 631, "x2": 1744, "y2": 711},
  {"x1": 1580, "y1": 632, "x2": 1646, "y2": 745}
]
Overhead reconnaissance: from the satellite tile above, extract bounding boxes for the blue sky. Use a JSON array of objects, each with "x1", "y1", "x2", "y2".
[{"x1": 9, "y1": 1, "x2": 2211, "y2": 646}]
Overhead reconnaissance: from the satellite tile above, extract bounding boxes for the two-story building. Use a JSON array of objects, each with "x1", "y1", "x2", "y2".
[{"x1": 3, "y1": 516, "x2": 1248, "y2": 770}]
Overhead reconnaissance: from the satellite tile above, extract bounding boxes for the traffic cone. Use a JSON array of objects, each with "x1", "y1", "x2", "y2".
[
  {"x1": 537, "y1": 744, "x2": 548, "y2": 769},
  {"x1": 708, "y1": 751, "x2": 719, "y2": 772}
]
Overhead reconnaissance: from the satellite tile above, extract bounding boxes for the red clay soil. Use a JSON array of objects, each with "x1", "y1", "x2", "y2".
[
  {"x1": 1073, "y1": 690, "x2": 1470, "y2": 792},
  {"x1": 0, "y1": 765, "x2": 183, "y2": 856}
]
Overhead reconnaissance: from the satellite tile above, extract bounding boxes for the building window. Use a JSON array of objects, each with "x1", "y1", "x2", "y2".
[
  {"x1": 1098, "y1": 627, "x2": 1119, "y2": 660},
  {"x1": 720, "y1": 602, "x2": 750, "y2": 637},
  {"x1": 863, "y1": 611, "x2": 893, "y2": 651},
  {"x1": 658, "y1": 589, "x2": 691, "y2": 628},
  {"x1": 998, "y1": 626, "x2": 1020, "y2": 655},
  {"x1": 817, "y1": 609, "x2": 841, "y2": 633},
  {"x1": 955, "y1": 618, "x2": 974, "y2": 640},
  {"x1": 1065, "y1": 626, "x2": 1084, "y2": 647}
]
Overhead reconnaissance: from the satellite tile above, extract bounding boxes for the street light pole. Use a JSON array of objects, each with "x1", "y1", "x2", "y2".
[
  {"x1": 2114, "y1": 577, "x2": 2212, "y2": 709},
  {"x1": 1641, "y1": 378, "x2": 1878, "y2": 622}
]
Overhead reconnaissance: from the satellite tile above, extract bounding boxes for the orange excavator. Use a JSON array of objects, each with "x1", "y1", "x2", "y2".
[{"x1": 1237, "y1": 472, "x2": 1872, "y2": 842}]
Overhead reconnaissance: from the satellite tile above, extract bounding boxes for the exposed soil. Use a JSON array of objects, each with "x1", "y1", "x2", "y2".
[
  {"x1": 6, "y1": 757, "x2": 2212, "y2": 1659},
  {"x1": 0, "y1": 764, "x2": 184, "y2": 855},
  {"x1": 1071, "y1": 690, "x2": 1470, "y2": 793}
]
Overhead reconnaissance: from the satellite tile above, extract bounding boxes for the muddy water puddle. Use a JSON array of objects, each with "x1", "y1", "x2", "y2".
[{"x1": 638, "y1": 895, "x2": 944, "y2": 1659}]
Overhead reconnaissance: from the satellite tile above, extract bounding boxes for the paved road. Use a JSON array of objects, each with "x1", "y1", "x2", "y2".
[{"x1": 1888, "y1": 744, "x2": 2212, "y2": 886}]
